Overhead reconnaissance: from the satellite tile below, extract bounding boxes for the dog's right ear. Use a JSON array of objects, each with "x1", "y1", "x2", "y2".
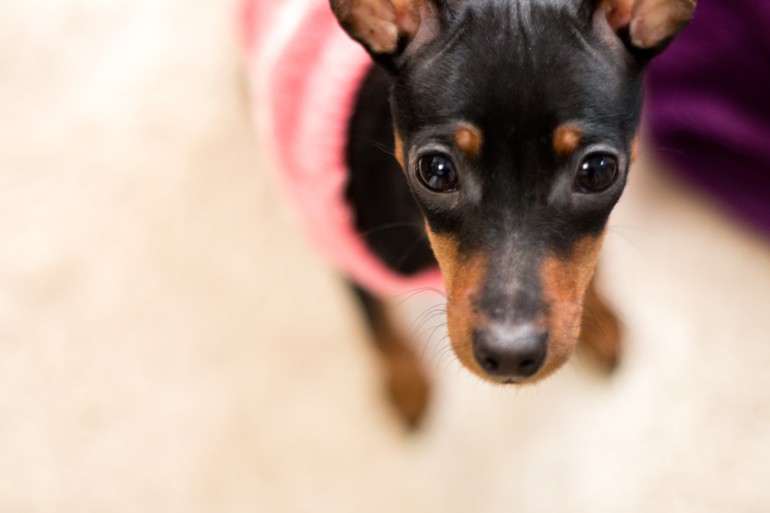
[{"x1": 330, "y1": 0, "x2": 435, "y2": 67}]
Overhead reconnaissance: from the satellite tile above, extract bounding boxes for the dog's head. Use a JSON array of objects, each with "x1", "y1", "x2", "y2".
[{"x1": 332, "y1": 0, "x2": 694, "y2": 383}]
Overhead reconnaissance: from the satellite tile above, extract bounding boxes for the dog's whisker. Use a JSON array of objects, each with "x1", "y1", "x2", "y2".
[
  {"x1": 419, "y1": 322, "x2": 449, "y2": 363},
  {"x1": 407, "y1": 304, "x2": 445, "y2": 344},
  {"x1": 434, "y1": 344, "x2": 457, "y2": 370},
  {"x1": 410, "y1": 311, "x2": 447, "y2": 341},
  {"x1": 357, "y1": 222, "x2": 425, "y2": 238},
  {"x1": 389, "y1": 287, "x2": 448, "y2": 304},
  {"x1": 422, "y1": 320, "x2": 448, "y2": 349},
  {"x1": 420, "y1": 324, "x2": 447, "y2": 366},
  {"x1": 347, "y1": 135, "x2": 398, "y2": 158},
  {"x1": 409, "y1": 304, "x2": 446, "y2": 326},
  {"x1": 395, "y1": 234, "x2": 433, "y2": 268},
  {"x1": 410, "y1": 310, "x2": 447, "y2": 349}
]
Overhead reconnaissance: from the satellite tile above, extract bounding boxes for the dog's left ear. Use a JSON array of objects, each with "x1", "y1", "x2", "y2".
[
  {"x1": 330, "y1": 0, "x2": 437, "y2": 67},
  {"x1": 602, "y1": 0, "x2": 695, "y2": 53}
]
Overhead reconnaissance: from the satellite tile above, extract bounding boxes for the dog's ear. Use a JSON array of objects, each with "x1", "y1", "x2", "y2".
[
  {"x1": 330, "y1": 0, "x2": 437, "y2": 68},
  {"x1": 601, "y1": 0, "x2": 695, "y2": 53}
]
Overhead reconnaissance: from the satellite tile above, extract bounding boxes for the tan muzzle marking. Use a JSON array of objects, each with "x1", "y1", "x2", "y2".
[{"x1": 539, "y1": 231, "x2": 606, "y2": 377}]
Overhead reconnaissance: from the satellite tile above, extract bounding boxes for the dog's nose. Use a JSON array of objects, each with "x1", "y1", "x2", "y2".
[{"x1": 472, "y1": 324, "x2": 548, "y2": 381}]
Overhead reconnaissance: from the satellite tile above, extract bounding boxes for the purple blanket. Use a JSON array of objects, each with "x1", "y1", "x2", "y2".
[{"x1": 646, "y1": 0, "x2": 770, "y2": 237}]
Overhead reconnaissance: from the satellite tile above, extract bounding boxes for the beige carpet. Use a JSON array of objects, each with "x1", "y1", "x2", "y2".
[{"x1": 2, "y1": 1, "x2": 770, "y2": 511}]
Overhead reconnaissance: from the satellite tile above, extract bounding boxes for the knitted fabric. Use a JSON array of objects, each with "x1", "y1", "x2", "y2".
[{"x1": 240, "y1": 0, "x2": 443, "y2": 295}]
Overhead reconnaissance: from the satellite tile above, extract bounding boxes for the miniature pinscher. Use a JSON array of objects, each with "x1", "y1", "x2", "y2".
[{"x1": 328, "y1": 0, "x2": 696, "y2": 425}]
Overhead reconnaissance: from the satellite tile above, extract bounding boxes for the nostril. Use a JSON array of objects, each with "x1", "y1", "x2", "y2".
[
  {"x1": 518, "y1": 357, "x2": 538, "y2": 375},
  {"x1": 480, "y1": 355, "x2": 500, "y2": 372}
]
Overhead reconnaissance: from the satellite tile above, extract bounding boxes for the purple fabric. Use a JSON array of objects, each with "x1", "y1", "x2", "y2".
[{"x1": 645, "y1": 0, "x2": 770, "y2": 237}]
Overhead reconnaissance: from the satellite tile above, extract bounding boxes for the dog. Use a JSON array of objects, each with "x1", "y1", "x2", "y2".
[{"x1": 242, "y1": 0, "x2": 695, "y2": 426}]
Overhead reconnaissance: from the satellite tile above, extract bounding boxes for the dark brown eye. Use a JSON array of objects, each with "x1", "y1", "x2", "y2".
[
  {"x1": 575, "y1": 153, "x2": 619, "y2": 193},
  {"x1": 416, "y1": 154, "x2": 458, "y2": 192}
]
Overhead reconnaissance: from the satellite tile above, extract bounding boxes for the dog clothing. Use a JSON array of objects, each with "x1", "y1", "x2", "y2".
[{"x1": 240, "y1": 0, "x2": 443, "y2": 296}]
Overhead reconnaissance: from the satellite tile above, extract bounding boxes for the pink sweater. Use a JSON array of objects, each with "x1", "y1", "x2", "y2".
[{"x1": 240, "y1": 0, "x2": 443, "y2": 296}]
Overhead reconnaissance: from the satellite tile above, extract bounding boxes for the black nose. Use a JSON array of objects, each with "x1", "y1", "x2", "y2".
[{"x1": 472, "y1": 325, "x2": 548, "y2": 380}]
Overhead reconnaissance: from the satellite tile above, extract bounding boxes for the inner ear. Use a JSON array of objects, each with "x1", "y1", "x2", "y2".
[
  {"x1": 603, "y1": 0, "x2": 633, "y2": 32},
  {"x1": 602, "y1": 0, "x2": 695, "y2": 51},
  {"x1": 330, "y1": 0, "x2": 422, "y2": 56}
]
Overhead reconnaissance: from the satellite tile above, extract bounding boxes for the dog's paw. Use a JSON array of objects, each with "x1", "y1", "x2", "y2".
[
  {"x1": 579, "y1": 283, "x2": 622, "y2": 372},
  {"x1": 382, "y1": 343, "x2": 431, "y2": 429}
]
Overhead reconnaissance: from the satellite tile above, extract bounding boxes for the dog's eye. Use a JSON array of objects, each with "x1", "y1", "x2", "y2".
[
  {"x1": 575, "y1": 153, "x2": 618, "y2": 193},
  {"x1": 416, "y1": 154, "x2": 458, "y2": 193}
]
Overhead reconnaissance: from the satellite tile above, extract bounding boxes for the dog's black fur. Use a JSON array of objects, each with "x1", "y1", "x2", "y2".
[
  {"x1": 334, "y1": 0, "x2": 695, "y2": 424},
  {"x1": 346, "y1": 65, "x2": 436, "y2": 276}
]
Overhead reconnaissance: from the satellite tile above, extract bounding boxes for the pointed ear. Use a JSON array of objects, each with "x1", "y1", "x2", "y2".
[
  {"x1": 602, "y1": 0, "x2": 695, "y2": 52},
  {"x1": 330, "y1": 0, "x2": 426, "y2": 59}
]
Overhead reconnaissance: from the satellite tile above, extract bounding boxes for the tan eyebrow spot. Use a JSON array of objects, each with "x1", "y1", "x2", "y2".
[
  {"x1": 553, "y1": 124, "x2": 583, "y2": 156},
  {"x1": 454, "y1": 123, "x2": 483, "y2": 159}
]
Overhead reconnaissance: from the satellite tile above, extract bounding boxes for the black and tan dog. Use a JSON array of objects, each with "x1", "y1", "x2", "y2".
[{"x1": 333, "y1": 0, "x2": 695, "y2": 425}]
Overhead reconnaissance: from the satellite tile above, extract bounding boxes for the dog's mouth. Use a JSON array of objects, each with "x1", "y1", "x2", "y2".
[{"x1": 442, "y1": 257, "x2": 595, "y2": 384}]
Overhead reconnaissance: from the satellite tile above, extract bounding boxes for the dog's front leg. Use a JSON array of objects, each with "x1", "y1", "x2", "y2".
[
  {"x1": 351, "y1": 284, "x2": 430, "y2": 428},
  {"x1": 579, "y1": 276, "x2": 622, "y2": 371}
]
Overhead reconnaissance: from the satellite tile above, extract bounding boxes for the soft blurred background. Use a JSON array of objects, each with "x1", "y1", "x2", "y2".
[{"x1": 1, "y1": 0, "x2": 769, "y2": 512}]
